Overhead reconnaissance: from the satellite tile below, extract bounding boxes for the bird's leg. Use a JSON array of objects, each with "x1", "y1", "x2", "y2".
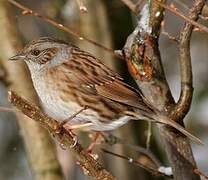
[
  {"x1": 54, "y1": 106, "x2": 88, "y2": 134},
  {"x1": 55, "y1": 122, "x2": 93, "y2": 150},
  {"x1": 64, "y1": 122, "x2": 93, "y2": 130},
  {"x1": 53, "y1": 106, "x2": 88, "y2": 149},
  {"x1": 86, "y1": 132, "x2": 105, "y2": 153},
  {"x1": 61, "y1": 106, "x2": 88, "y2": 128}
]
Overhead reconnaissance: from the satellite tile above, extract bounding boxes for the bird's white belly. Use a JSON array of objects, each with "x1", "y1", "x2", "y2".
[
  {"x1": 40, "y1": 90, "x2": 131, "y2": 131},
  {"x1": 36, "y1": 82, "x2": 97, "y2": 123}
]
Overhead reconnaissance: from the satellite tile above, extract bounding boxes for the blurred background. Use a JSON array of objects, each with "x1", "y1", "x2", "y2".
[{"x1": 0, "y1": 0, "x2": 207, "y2": 179}]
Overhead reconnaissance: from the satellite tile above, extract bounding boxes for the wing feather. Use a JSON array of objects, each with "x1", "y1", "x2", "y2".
[{"x1": 56, "y1": 46, "x2": 152, "y2": 112}]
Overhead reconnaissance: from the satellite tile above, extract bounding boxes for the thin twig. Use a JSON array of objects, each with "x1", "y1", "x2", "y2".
[
  {"x1": 154, "y1": 0, "x2": 208, "y2": 34},
  {"x1": 103, "y1": 133, "x2": 161, "y2": 167},
  {"x1": 8, "y1": 0, "x2": 116, "y2": 56},
  {"x1": 174, "y1": 0, "x2": 208, "y2": 20},
  {"x1": 8, "y1": 91, "x2": 115, "y2": 180},
  {"x1": 102, "y1": 148, "x2": 173, "y2": 178}
]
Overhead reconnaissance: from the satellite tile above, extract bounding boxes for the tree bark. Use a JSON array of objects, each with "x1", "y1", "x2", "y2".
[{"x1": 123, "y1": 0, "x2": 204, "y2": 179}]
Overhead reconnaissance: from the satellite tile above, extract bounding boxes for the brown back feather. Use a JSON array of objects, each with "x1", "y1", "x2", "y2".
[{"x1": 47, "y1": 46, "x2": 155, "y2": 121}]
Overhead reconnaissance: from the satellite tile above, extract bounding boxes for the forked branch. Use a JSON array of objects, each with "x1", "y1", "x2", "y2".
[{"x1": 173, "y1": 0, "x2": 206, "y2": 120}]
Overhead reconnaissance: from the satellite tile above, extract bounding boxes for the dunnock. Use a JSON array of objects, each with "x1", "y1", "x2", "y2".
[{"x1": 9, "y1": 37, "x2": 202, "y2": 144}]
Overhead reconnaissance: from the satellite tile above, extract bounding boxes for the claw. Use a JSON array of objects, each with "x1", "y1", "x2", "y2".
[{"x1": 70, "y1": 136, "x2": 78, "y2": 148}]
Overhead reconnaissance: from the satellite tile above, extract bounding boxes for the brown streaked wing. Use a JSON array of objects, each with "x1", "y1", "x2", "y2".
[
  {"x1": 95, "y1": 80, "x2": 151, "y2": 111},
  {"x1": 58, "y1": 46, "x2": 152, "y2": 111}
]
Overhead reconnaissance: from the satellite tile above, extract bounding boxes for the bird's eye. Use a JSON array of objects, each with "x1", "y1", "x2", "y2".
[{"x1": 31, "y1": 50, "x2": 41, "y2": 56}]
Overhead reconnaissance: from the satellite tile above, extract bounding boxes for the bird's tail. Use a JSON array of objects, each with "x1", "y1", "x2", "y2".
[
  {"x1": 157, "y1": 114, "x2": 204, "y2": 145},
  {"x1": 125, "y1": 109, "x2": 204, "y2": 145}
]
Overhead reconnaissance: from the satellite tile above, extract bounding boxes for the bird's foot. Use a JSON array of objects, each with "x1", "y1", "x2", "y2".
[{"x1": 86, "y1": 132, "x2": 105, "y2": 154}]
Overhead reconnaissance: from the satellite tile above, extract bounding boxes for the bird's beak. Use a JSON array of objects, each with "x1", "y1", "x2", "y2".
[{"x1": 9, "y1": 53, "x2": 26, "y2": 61}]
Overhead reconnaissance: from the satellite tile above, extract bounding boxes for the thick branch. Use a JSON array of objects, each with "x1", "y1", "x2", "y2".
[
  {"x1": 173, "y1": 0, "x2": 206, "y2": 120},
  {"x1": 8, "y1": 91, "x2": 115, "y2": 180},
  {"x1": 123, "y1": 1, "x2": 204, "y2": 179}
]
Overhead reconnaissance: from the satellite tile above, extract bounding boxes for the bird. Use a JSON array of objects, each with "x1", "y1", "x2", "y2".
[{"x1": 9, "y1": 37, "x2": 202, "y2": 145}]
